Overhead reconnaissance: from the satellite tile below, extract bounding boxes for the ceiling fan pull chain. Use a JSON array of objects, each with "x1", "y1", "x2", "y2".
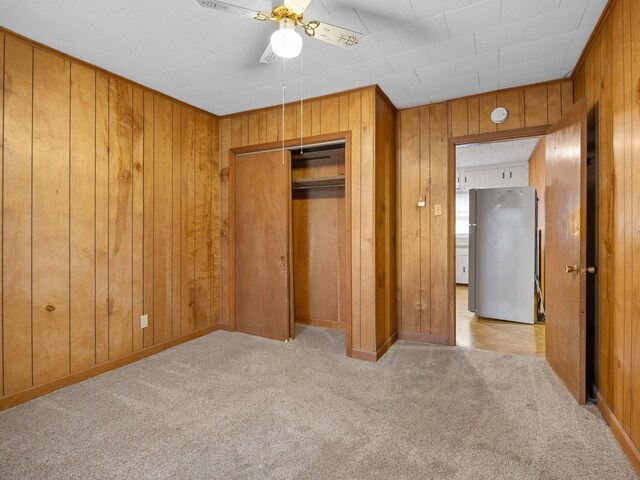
[
  {"x1": 282, "y1": 57, "x2": 286, "y2": 165},
  {"x1": 300, "y1": 42, "x2": 304, "y2": 154}
]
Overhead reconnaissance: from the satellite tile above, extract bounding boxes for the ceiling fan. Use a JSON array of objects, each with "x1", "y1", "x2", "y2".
[{"x1": 196, "y1": 0, "x2": 363, "y2": 63}]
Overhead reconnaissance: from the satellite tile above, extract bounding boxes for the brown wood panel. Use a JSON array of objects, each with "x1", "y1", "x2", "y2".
[
  {"x1": 285, "y1": 104, "x2": 296, "y2": 140},
  {"x1": 219, "y1": 116, "x2": 230, "y2": 326},
  {"x1": 292, "y1": 188, "x2": 345, "y2": 329},
  {"x1": 248, "y1": 113, "x2": 259, "y2": 145},
  {"x1": 95, "y1": 73, "x2": 110, "y2": 363},
  {"x1": 311, "y1": 100, "x2": 321, "y2": 136},
  {"x1": 621, "y1": 0, "x2": 634, "y2": 436},
  {"x1": 525, "y1": 85, "x2": 549, "y2": 126},
  {"x1": 108, "y1": 78, "x2": 134, "y2": 359},
  {"x1": 132, "y1": 87, "x2": 144, "y2": 352},
  {"x1": 547, "y1": 83, "x2": 562, "y2": 124},
  {"x1": 398, "y1": 109, "x2": 421, "y2": 334},
  {"x1": 301, "y1": 101, "x2": 312, "y2": 142},
  {"x1": 3, "y1": 37, "x2": 34, "y2": 394},
  {"x1": 181, "y1": 107, "x2": 196, "y2": 334},
  {"x1": 211, "y1": 115, "x2": 221, "y2": 324},
  {"x1": 478, "y1": 94, "x2": 497, "y2": 133},
  {"x1": 321, "y1": 96, "x2": 340, "y2": 134},
  {"x1": 450, "y1": 99, "x2": 468, "y2": 137},
  {"x1": 233, "y1": 150, "x2": 291, "y2": 340},
  {"x1": 339, "y1": 95, "x2": 349, "y2": 132},
  {"x1": 428, "y1": 104, "x2": 450, "y2": 340},
  {"x1": 496, "y1": 89, "x2": 524, "y2": 131},
  {"x1": 348, "y1": 92, "x2": 362, "y2": 351},
  {"x1": 375, "y1": 95, "x2": 396, "y2": 346},
  {"x1": 630, "y1": 0, "x2": 640, "y2": 448},
  {"x1": 70, "y1": 63, "x2": 96, "y2": 372},
  {"x1": 0, "y1": 34, "x2": 4, "y2": 396},
  {"x1": 32, "y1": 49, "x2": 71, "y2": 385},
  {"x1": 172, "y1": 104, "x2": 182, "y2": 338},
  {"x1": 359, "y1": 90, "x2": 376, "y2": 352},
  {"x1": 241, "y1": 115, "x2": 249, "y2": 145},
  {"x1": 265, "y1": 109, "x2": 278, "y2": 143},
  {"x1": 600, "y1": 13, "x2": 624, "y2": 420},
  {"x1": 142, "y1": 91, "x2": 155, "y2": 347},
  {"x1": 561, "y1": 80, "x2": 574, "y2": 115},
  {"x1": 419, "y1": 109, "x2": 431, "y2": 335},
  {"x1": 545, "y1": 99, "x2": 587, "y2": 405},
  {"x1": 467, "y1": 97, "x2": 479, "y2": 135},
  {"x1": 153, "y1": 96, "x2": 173, "y2": 343},
  {"x1": 195, "y1": 113, "x2": 213, "y2": 329}
]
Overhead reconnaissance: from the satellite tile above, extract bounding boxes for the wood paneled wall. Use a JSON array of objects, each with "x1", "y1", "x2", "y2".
[
  {"x1": 396, "y1": 79, "x2": 573, "y2": 344},
  {"x1": 220, "y1": 86, "x2": 396, "y2": 360},
  {"x1": 0, "y1": 32, "x2": 221, "y2": 407},
  {"x1": 528, "y1": 138, "x2": 546, "y2": 301},
  {"x1": 573, "y1": 0, "x2": 640, "y2": 469}
]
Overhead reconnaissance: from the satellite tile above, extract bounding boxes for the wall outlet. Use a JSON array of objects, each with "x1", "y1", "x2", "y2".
[
  {"x1": 140, "y1": 314, "x2": 149, "y2": 329},
  {"x1": 434, "y1": 204, "x2": 442, "y2": 216}
]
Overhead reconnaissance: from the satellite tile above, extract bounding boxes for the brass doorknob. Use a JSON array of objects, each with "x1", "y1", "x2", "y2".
[
  {"x1": 565, "y1": 265, "x2": 579, "y2": 274},
  {"x1": 583, "y1": 266, "x2": 597, "y2": 274}
]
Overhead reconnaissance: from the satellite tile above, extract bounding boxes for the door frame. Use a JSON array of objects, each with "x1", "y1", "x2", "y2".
[
  {"x1": 448, "y1": 125, "x2": 551, "y2": 346},
  {"x1": 229, "y1": 131, "x2": 353, "y2": 354}
]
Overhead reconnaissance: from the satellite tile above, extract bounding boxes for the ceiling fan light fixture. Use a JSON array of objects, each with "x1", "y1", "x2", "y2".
[{"x1": 271, "y1": 18, "x2": 302, "y2": 59}]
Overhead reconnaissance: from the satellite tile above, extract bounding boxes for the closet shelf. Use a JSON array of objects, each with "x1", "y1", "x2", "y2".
[{"x1": 292, "y1": 175, "x2": 345, "y2": 190}]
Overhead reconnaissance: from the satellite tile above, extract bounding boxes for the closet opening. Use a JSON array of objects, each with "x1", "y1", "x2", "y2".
[
  {"x1": 291, "y1": 145, "x2": 347, "y2": 333},
  {"x1": 230, "y1": 135, "x2": 351, "y2": 355}
]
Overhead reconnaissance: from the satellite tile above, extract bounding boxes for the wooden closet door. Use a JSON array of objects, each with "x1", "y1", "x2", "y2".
[{"x1": 233, "y1": 150, "x2": 291, "y2": 341}]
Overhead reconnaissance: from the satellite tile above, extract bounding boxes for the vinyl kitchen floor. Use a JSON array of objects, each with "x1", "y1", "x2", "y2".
[{"x1": 456, "y1": 285, "x2": 545, "y2": 357}]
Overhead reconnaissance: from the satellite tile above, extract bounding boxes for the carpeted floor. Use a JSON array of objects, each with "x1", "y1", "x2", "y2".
[{"x1": 0, "y1": 325, "x2": 636, "y2": 479}]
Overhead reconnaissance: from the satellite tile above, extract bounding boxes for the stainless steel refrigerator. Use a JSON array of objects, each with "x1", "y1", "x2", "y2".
[{"x1": 468, "y1": 187, "x2": 537, "y2": 324}]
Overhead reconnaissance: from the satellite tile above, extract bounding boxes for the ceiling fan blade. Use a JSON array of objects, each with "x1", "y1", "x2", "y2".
[
  {"x1": 284, "y1": 0, "x2": 313, "y2": 14},
  {"x1": 260, "y1": 43, "x2": 279, "y2": 64},
  {"x1": 196, "y1": 0, "x2": 270, "y2": 21},
  {"x1": 302, "y1": 20, "x2": 362, "y2": 49}
]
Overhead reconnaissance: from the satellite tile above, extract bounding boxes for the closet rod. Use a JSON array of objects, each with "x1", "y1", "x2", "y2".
[{"x1": 292, "y1": 184, "x2": 345, "y2": 191}]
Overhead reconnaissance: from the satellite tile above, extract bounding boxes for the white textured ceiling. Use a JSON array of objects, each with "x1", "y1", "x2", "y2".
[
  {"x1": 456, "y1": 137, "x2": 541, "y2": 169},
  {"x1": 0, "y1": 0, "x2": 606, "y2": 115}
]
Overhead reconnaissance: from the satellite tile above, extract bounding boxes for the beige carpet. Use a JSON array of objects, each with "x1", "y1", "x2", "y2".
[{"x1": 0, "y1": 325, "x2": 636, "y2": 479}]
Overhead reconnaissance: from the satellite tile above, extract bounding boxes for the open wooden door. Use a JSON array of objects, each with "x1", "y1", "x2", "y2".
[
  {"x1": 233, "y1": 149, "x2": 291, "y2": 341},
  {"x1": 544, "y1": 98, "x2": 589, "y2": 404}
]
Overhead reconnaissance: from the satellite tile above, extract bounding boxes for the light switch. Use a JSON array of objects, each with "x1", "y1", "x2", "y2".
[
  {"x1": 434, "y1": 204, "x2": 442, "y2": 216},
  {"x1": 417, "y1": 195, "x2": 426, "y2": 208}
]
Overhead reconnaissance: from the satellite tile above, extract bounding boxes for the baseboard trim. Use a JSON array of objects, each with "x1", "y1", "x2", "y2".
[
  {"x1": 397, "y1": 331, "x2": 450, "y2": 345},
  {"x1": 349, "y1": 332, "x2": 398, "y2": 362},
  {"x1": 376, "y1": 332, "x2": 398, "y2": 359},
  {"x1": 597, "y1": 391, "x2": 640, "y2": 474},
  {"x1": 0, "y1": 323, "x2": 231, "y2": 412}
]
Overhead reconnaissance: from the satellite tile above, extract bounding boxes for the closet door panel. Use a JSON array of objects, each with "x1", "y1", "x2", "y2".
[{"x1": 233, "y1": 150, "x2": 291, "y2": 341}]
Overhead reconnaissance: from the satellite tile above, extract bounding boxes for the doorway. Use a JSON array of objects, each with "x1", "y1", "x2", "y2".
[{"x1": 454, "y1": 137, "x2": 545, "y2": 357}]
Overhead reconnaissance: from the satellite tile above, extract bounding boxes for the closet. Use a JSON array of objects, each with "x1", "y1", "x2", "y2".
[
  {"x1": 232, "y1": 142, "x2": 348, "y2": 344},
  {"x1": 291, "y1": 145, "x2": 347, "y2": 332}
]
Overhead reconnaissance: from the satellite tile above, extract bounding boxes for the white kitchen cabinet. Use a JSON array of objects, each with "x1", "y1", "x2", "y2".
[
  {"x1": 507, "y1": 165, "x2": 529, "y2": 186},
  {"x1": 457, "y1": 162, "x2": 528, "y2": 191},
  {"x1": 456, "y1": 249, "x2": 469, "y2": 285}
]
